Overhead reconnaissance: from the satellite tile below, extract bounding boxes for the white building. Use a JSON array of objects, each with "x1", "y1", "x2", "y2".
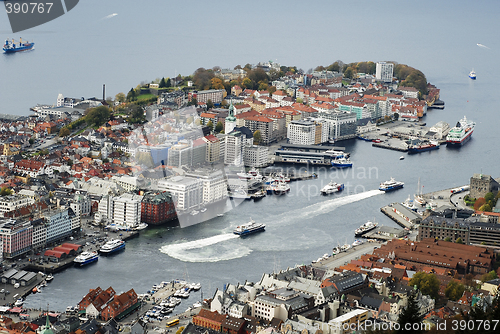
[
  {"x1": 43, "y1": 209, "x2": 72, "y2": 244},
  {"x1": 244, "y1": 145, "x2": 269, "y2": 167},
  {"x1": 157, "y1": 176, "x2": 203, "y2": 211},
  {"x1": 0, "y1": 195, "x2": 35, "y2": 214},
  {"x1": 111, "y1": 193, "x2": 143, "y2": 227},
  {"x1": 287, "y1": 120, "x2": 316, "y2": 145},
  {"x1": 111, "y1": 175, "x2": 144, "y2": 192},
  {"x1": 224, "y1": 132, "x2": 245, "y2": 166},
  {"x1": 186, "y1": 170, "x2": 227, "y2": 204},
  {"x1": 375, "y1": 62, "x2": 394, "y2": 82}
]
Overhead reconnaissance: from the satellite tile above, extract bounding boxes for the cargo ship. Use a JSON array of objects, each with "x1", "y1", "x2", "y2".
[
  {"x1": 233, "y1": 219, "x2": 265, "y2": 236},
  {"x1": 407, "y1": 141, "x2": 440, "y2": 154},
  {"x1": 446, "y1": 116, "x2": 475, "y2": 146},
  {"x1": 379, "y1": 177, "x2": 404, "y2": 192},
  {"x1": 3, "y1": 38, "x2": 34, "y2": 54}
]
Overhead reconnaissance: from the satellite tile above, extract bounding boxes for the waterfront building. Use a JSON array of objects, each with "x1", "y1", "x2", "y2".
[
  {"x1": 101, "y1": 289, "x2": 139, "y2": 321},
  {"x1": 141, "y1": 191, "x2": 177, "y2": 225},
  {"x1": 287, "y1": 120, "x2": 316, "y2": 145},
  {"x1": 111, "y1": 193, "x2": 144, "y2": 228},
  {"x1": 44, "y1": 209, "x2": 72, "y2": 244},
  {"x1": 224, "y1": 131, "x2": 246, "y2": 166},
  {"x1": 244, "y1": 145, "x2": 269, "y2": 167},
  {"x1": 417, "y1": 215, "x2": 470, "y2": 243},
  {"x1": 318, "y1": 111, "x2": 357, "y2": 141},
  {"x1": 375, "y1": 62, "x2": 394, "y2": 82},
  {"x1": 186, "y1": 170, "x2": 227, "y2": 205},
  {"x1": 78, "y1": 286, "x2": 116, "y2": 311},
  {"x1": 157, "y1": 176, "x2": 203, "y2": 211},
  {"x1": 252, "y1": 288, "x2": 315, "y2": 321},
  {"x1": 244, "y1": 116, "x2": 275, "y2": 145},
  {"x1": 111, "y1": 175, "x2": 145, "y2": 192},
  {"x1": 469, "y1": 173, "x2": 500, "y2": 199},
  {"x1": 338, "y1": 101, "x2": 370, "y2": 120},
  {"x1": 0, "y1": 219, "x2": 33, "y2": 259},
  {"x1": 399, "y1": 86, "x2": 419, "y2": 99}
]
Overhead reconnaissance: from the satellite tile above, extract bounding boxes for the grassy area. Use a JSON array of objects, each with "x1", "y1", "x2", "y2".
[
  {"x1": 137, "y1": 94, "x2": 155, "y2": 101},
  {"x1": 74, "y1": 125, "x2": 90, "y2": 136}
]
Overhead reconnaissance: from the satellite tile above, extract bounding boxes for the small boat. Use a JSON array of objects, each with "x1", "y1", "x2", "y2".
[
  {"x1": 133, "y1": 223, "x2": 148, "y2": 231},
  {"x1": 216, "y1": 213, "x2": 224, "y2": 217},
  {"x1": 190, "y1": 210, "x2": 199, "y2": 216},
  {"x1": 15, "y1": 298, "x2": 23, "y2": 307},
  {"x1": 45, "y1": 274, "x2": 54, "y2": 282},
  {"x1": 32, "y1": 287, "x2": 38, "y2": 293},
  {"x1": 200, "y1": 208, "x2": 207, "y2": 213},
  {"x1": 469, "y1": 69, "x2": 476, "y2": 80},
  {"x1": 399, "y1": 156, "x2": 405, "y2": 160},
  {"x1": 320, "y1": 181, "x2": 344, "y2": 195},
  {"x1": 355, "y1": 221, "x2": 378, "y2": 236},
  {"x1": 352, "y1": 239, "x2": 365, "y2": 247}
]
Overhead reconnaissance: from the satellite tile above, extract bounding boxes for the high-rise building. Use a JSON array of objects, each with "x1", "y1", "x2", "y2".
[{"x1": 375, "y1": 62, "x2": 394, "y2": 82}]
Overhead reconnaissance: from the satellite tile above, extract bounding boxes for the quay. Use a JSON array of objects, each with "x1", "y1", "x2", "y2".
[
  {"x1": 273, "y1": 143, "x2": 348, "y2": 166},
  {"x1": 312, "y1": 241, "x2": 383, "y2": 269},
  {"x1": 372, "y1": 141, "x2": 408, "y2": 152},
  {"x1": 362, "y1": 225, "x2": 409, "y2": 241},
  {"x1": 380, "y1": 203, "x2": 421, "y2": 229}
]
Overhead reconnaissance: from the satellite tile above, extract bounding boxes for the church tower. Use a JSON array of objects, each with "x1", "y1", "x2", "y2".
[{"x1": 225, "y1": 100, "x2": 237, "y2": 134}]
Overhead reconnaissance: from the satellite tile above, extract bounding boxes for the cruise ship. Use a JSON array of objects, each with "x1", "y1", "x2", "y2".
[
  {"x1": 446, "y1": 116, "x2": 475, "y2": 146},
  {"x1": 74, "y1": 251, "x2": 99, "y2": 266},
  {"x1": 320, "y1": 181, "x2": 344, "y2": 195},
  {"x1": 99, "y1": 239, "x2": 125, "y2": 255},
  {"x1": 354, "y1": 221, "x2": 378, "y2": 237},
  {"x1": 233, "y1": 219, "x2": 265, "y2": 236},
  {"x1": 379, "y1": 178, "x2": 404, "y2": 192}
]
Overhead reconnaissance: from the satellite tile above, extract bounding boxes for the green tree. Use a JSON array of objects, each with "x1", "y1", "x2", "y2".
[
  {"x1": 188, "y1": 97, "x2": 198, "y2": 106},
  {"x1": 115, "y1": 92, "x2": 126, "y2": 103},
  {"x1": 29, "y1": 138, "x2": 34, "y2": 145},
  {"x1": 193, "y1": 68, "x2": 215, "y2": 90},
  {"x1": 296, "y1": 98, "x2": 303, "y2": 104},
  {"x1": 242, "y1": 77, "x2": 253, "y2": 89},
  {"x1": 445, "y1": 281, "x2": 466, "y2": 301},
  {"x1": 166, "y1": 78, "x2": 171, "y2": 88},
  {"x1": 206, "y1": 99, "x2": 214, "y2": 109},
  {"x1": 215, "y1": 121, "x2": 223, "y2": 133},
  {"x1": 444, "y1": 237, "x2": 452, "y2": 242},
  {"x1": 126, "y1": 88, "x2": 136, "y2": 101},
  {"x1": 268, "y1": 86, "x2": 277, "y2": 94},
  {"x1": 159, "y1": 77, "x2": 167, "y2": 88},
  {"x1": 253, "y1": 130, "x2": 262, "y2": 145},
  {"x1": 102, "y1": 158, "x2": 109, "y2": 163},
  {"x1": 397, "y1": 292, "x2": 424, "y2": 334},
  {"x1": 455, "y1": 237, "x2": 464, "y2": 244},
  {"x1": 127, "y1": 105, "x2": 146, "y2": 124},
  {"x1": 408, "y1": 272, "x2": 440, "y2": 300},
  {"x1": 59, "y1": 127, "x2": 71, "y2": 137},
  {"x1": 206, "y1": 120, "x2": 214, "y2": 132},
  {"x1": 0, "y1": 187, "x2": 12, "y2": 196},
  {"x1": 248, "y1": 68, "x2": 269, "y2": 87},
  {"x1": 85, "y1": 106, "x2": 111, "y2": 127},
  {"x1": 327, "y1": 61, "x2": 340, "y2": 72},
  {"x1": 485, "y1": 192, "x2": 495, "y2": 202},
  {"x1": 393, "y1": 112, "x2": 399, "y2": 121}
]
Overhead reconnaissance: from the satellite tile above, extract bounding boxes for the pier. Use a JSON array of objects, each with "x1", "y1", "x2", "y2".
[
  {"x1": 380, "y1": 203, "x2": 421, "y2": 229},
  {"x1": 372, "y1": 142, "x2": 408, "y2": 152},
  {"x1": 362, "y1": 225, "x2": 408, "y2": 241}
]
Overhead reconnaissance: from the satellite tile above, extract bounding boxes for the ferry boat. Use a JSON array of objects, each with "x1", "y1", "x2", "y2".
[
  {"x1": 379, "y1": 178, "x2": 404, "y2": 192},
  {"x1": 325, "y1": 149, "x2": 349, "y2": 158},
  {"x1": 320, "y1": 181, "x2": 344, "y2": 195},
  {"x1": 446, "y1": 116, "x2": 475, "y2": 146},
  {"x1": 469, "y1": 69, "x2": 476, "y2": 80},
  {"x1": 99, "y1": 239, "x2": 125, "y2": 255},
  {"x1": 74, "y1": 251, "x2": 99, "y2": 266},
  {"x1": 3, "y1": 38, "x2": 34, "y2": 54},
  {"x1": 233, "y1": 219, "x2": 266, "y2": 236},
  {"x1": 354, "y1": 221, "x2": 378, "y2": 236},
  {"x1": 407, "y1": 141, "x2": 440, "y2": 154},
  {"x1": 331, "y1": 157, "x2": 352, "y2": 168}
]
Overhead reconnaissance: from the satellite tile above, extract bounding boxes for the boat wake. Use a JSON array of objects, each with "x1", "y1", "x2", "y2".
[
  {"x1": 160, "y1": 190, "x2": 382, "y2": 262},
  {"x1": 159, "y1": 233, "x2": 249, "y2": 263}
]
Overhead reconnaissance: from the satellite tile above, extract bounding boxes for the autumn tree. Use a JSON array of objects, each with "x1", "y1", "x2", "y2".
[
  {"x1": 193, "y1": 68, "x2": 215, "y2": 90},
  {"x1": 206, "y1": 120, "x2": 214, "y2": 132},
  {"x1": 211, "y1": 77, "x2": 224, "y2": 90},
  {"x1": 115, "y1": 92, "x2": 126, "y2": 103},
  {"x1": 253, "y1": 130, "x2": 261, "y2": 145},
  {"x1": 474, "y1": 197, "x2": 486, "y2": 210},
  {"x1": 0, "y1": 187, "x2": 13, "y2": 196},
  {"x1": 59, "y1": 127, "x2": 71, "y2": 137},
  {"x1": 343, "y1": 66, "x2": 355, "y2": 79},
  {"x1": 408, "y1": 272, "x2": 440, "y2": 300},
  {"x1": 445, "y1": 281, "x2": 466, "y2": 301},
  {"x1": 85, "y1": 106, "x2": 111, "y2": 127},
  {"x1": 242, "y1": 77, "x2": 253, "y2": 89}
]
